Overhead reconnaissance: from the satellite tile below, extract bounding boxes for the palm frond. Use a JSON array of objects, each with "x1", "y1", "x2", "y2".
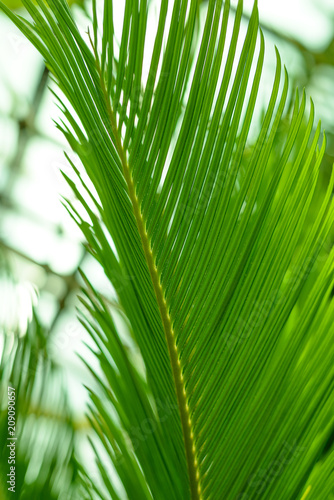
[
  {"x1": 0, "y1": 309, "x2": 84, "y2": 499},
  {"x1": 0, "y1": 0, "x2": 333, "y2": 499}
]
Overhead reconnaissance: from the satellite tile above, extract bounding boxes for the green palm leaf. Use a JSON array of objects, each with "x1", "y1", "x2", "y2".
[
  {"x1": 0, "y1": 0, "x2": 333, "y2": 499},
  {"x1": 0, "y1": 310, "x2": 83, "y2": 499}
]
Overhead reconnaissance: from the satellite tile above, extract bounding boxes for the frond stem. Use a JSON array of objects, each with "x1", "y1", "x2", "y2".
[{"x1": 98, "y1": 68, "x2": 202, "y2": 500}]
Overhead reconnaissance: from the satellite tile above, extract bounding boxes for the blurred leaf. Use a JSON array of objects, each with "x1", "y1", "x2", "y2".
[
  {"x1": 0, "y1": 310, "x2": 85, "y2": 499},
  {"x1": 0, "y1": 0, "x2": 82, "y2": 11}
]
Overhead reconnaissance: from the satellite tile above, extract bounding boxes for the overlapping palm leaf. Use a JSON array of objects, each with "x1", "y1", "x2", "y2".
[{"x1": 0, "y1": 310, "x2": 84, "y2": 499}]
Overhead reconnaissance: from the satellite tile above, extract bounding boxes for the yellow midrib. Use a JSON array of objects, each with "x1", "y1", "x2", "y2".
[{"x1": 100, "y1": 76, "x2": 202, "y2": 499}]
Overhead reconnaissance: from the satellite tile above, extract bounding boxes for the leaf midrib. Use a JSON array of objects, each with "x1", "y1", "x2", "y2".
[{"x1": 99, "y1": 69, "x2": 202, "y2": 500}]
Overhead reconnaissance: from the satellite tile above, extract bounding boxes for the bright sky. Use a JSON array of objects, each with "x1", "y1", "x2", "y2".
[{"x1": 240, "y1": 0, "x2": 333, "y2": 49}]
